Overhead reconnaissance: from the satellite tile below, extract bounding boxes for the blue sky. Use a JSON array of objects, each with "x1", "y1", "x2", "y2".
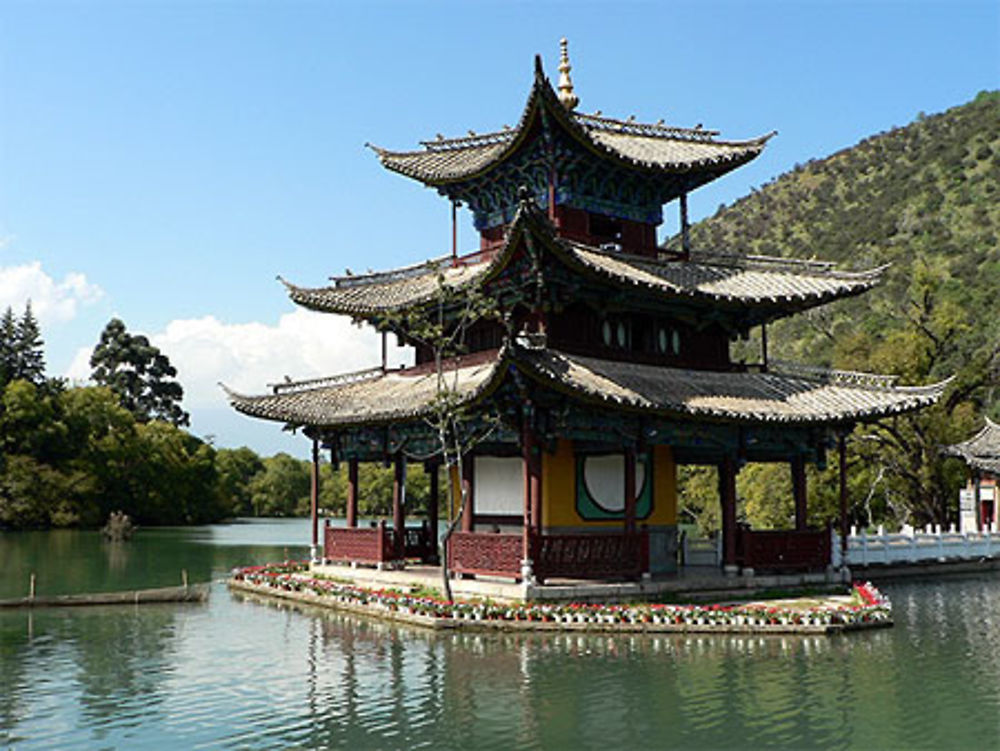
[{"x1": 1, "y1": 0, "x2": 997, "y2": 456}]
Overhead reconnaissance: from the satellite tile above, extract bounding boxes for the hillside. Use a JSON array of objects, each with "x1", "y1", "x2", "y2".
[
  {"x1": 675, "y1": 90, "x2": 999, "y2": 410},
  {"x1": 672, "y1": 91, "x2": 1000, "y2": 529}
]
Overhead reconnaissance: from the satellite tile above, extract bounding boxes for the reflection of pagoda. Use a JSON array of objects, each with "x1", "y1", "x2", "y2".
[{"x1": 227, "y1": 41, "x2": 945, "y2": 583}]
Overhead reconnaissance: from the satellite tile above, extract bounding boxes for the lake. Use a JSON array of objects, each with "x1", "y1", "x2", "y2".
[{"x1": 2, "y1": 519, "x2": 999, "y2": 749}]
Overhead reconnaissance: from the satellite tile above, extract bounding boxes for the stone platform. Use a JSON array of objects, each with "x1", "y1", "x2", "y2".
[{"x1": 310, "y1": 561, "x2": 853, "y2": 604}]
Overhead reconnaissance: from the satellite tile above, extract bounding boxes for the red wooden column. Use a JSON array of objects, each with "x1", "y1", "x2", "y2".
[
  {"x1": 624, "y1": 449, "x2": 637, "y2": 534},
  {"x1": 719, "y1": 457, "x2": 738, "y2": 573},
  {"x1": 522, "y1": 429, "x2": 535, "y2": 562},
  {"x1": 792, "y1": 456, "x2": 808, "y2": 531},
  {"x1": 310, "y1": 438, "x2": 320, "y2": 560},
  {"x1": 838, "y1": 434, "x2": 849, "y2": 560},
  {"x1": 461, "y1": 459, "x2": 475, "y2": 533},
  {"x1": 529, "y1": 446, "x2": 542, "y2": 536},
  {"x1": 346, "y1": 458, "x2": 359, "y2": 528},
  {"x1": 393, "y1": 454, "x2": 405, "y2": 559}
]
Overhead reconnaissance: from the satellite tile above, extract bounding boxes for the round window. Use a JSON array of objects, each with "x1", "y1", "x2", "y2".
[
  {"x1": 672, "y1": 329, "x2": 681, "y2": 355},
  {"x1": 616, "y1": 321, "x2": 628, "y2": 348},
  {"x1": 657, "y1": 327, "x2": 668, "y2": 354},
  {"x1": 602, "y1": 320, "x2": 613, "y2": 347}
]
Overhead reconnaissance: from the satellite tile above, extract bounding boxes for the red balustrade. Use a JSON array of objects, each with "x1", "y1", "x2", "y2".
[
  {"x1": 736, "y1": 527, "x2": 831, "y2": 572},
  {"x1": 445, "y1": 529, "x2": 651, "y2": 582},
  {"x1": 403, "y1": 524, "x2": 438, "y2": 563},
  {"x1": 533, "y1": 530, "x2": 648, "y2": 581},
  {"x1": 324, "y1": 523, "x2": 393, "y2": 565},
  {"x1": 447, "y1": 532, "x2": 523, "y2": 578},
  {"x1": 325, "y1": 522, "x2": 439, "y2": 566}
]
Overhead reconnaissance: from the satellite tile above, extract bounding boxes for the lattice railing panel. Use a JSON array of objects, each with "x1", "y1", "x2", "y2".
[
  {"x1": 534, "y1": 531, "x2": 647, "y2": 580},
  {"x1": 324, "y1": 525, "x2": 392, "y2": 564},
  {"x1": 448, "y1": 532, "x2": 523, "y2": 578},
  {"x1": 737, "y1": 528, "x2": 831, "y2": 572}
]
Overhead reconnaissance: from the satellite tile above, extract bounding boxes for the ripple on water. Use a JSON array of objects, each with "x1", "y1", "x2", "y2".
[{"x1": 5, "y1": 538, "x2": 1000, "y2": 749}]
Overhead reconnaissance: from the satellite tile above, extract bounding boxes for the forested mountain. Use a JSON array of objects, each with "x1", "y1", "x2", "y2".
[{"x1": 674, "y1": 91, "x2": 1000, "y2": 530}]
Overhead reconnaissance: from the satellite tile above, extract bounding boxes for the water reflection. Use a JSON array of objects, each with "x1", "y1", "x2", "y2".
[{"x1": 2, "y1": 523, "x2": 1000, "y2": 749}]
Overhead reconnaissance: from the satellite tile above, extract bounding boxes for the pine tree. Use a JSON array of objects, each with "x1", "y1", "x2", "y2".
[
  {"x1": 0, "y1": 307, "x2": 16, "y2": 387},
  {"x1": 13, "y1": 301, "x2": 46, "y2": 385},
  {"x1": 90, "y1": 318, "x2": 190, "y2": 427}
]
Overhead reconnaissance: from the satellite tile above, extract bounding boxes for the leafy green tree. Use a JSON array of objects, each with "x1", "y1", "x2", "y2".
[
  {"x1": 90, "y1": 318, "x2": 190, "y2": 426},
  {"x1": 248, "y1": 453, "x2": 311, "y2": 517},
  {"x1": 215, "y1": 447, "x2": 265, "y2": 516}
]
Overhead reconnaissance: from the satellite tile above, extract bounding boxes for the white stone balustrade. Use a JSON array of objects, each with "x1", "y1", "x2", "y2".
[{"x1": 833, "y1": 525, "x2": 1000, "y2": 568}]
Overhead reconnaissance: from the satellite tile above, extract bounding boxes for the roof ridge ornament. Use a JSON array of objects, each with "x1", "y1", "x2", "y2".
[{"x1": 557, "y1": 38, "x2": 579, "y2": 111}]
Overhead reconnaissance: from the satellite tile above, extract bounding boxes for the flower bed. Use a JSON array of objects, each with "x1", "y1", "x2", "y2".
[{"x1": 230, "y1": 562, "x2": 892, "y2": 632}]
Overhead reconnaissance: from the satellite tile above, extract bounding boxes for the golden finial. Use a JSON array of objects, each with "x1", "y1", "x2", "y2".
[{"x1": 557, "y1": 38, "x2": 579, "y2": 111}]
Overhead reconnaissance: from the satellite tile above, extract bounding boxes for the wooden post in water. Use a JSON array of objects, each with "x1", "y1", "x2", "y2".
[
  {"x1": 182, "y1": 569, "x2": 189, "y2": 589},
  {"x1": 29, "y1": 573, "x2": 36, "y2": 600}
]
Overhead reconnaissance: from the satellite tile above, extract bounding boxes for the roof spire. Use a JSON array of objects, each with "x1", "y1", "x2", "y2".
[{"x1": 557, "y1": 38, "x2": 579, "y2": 111}]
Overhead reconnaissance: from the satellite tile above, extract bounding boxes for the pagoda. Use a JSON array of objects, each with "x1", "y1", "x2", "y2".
[
  {"x1": 945, "y1": 419, "x2": 1000, "y2": 531},
  {"x1": 227, "y1": 41, "x2": 946, "y2": 583}
]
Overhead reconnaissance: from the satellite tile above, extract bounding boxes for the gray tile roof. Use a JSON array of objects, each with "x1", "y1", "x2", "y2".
[
  {"x1": 369, "y1": 61, "x2": 772, "y2": 185},
  {"x1": 518, "y1": 349, "x2": 947, "y2": 424},
  {"x1": 281, "y1": 204, "x2": 885, "y2": 317},
  {"x1": 569, "y1": 244, "x2": 885, "y2": 306},
  {"x1": 224, "y1": 346, "x2": 947, "y2": 429},
  {"x1": 224, "y1": 357, "x2": 504, "y2": 428},
  {"x1": 944, "y1": 418, "x2": 1000, "y2": 474}
]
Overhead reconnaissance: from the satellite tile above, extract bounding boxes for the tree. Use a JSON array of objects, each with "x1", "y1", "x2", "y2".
[
  {"x1": 90, "y1": 318, "x2": 190, "y2": 426},
  {"x1": 389, "y1": 267, "x2": 504, "y2": 602},
  {"x1": 0, "y1": 303, "x2": 46, "y2": 387},
  {"x1": 0, "y1": 307, "x2": 17, "y2": 387},
  {"x1": 215, "y1": 447, "x2": 266, "y2": 516},
  {"x1": 248, "y1": 453, "x2": 311, "y2": 517},
  {"x1": 13, "y1": 302, "x2": 45, "y2": 385}
]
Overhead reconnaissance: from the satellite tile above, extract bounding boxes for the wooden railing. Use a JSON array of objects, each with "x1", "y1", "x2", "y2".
[
  {"x1": 533, "y1": 530, "x2": 648, "y2": 581},
  {"x1": 324, "y1": 522, "x2": 393, "y2": 565},
  {"x1": 448, "y1": 532, "x2": 523, "y2": 578},
  {"x1": 403, "y1": 523, "x2": 438, "y2": 564},
  {"x1": 325, "y1": 521, "x2": 438, "y2": 566},
  {"x1": 736, "y1": 527, "x2": 831, "y2": 572},
  {"x1": 446, "y1": 530, "x2": 652, "y2": 582}
]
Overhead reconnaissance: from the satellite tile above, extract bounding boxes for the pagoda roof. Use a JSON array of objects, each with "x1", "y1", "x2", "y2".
[
  {"x1": 944, "y1": 418, "x2": 1000, "y2": 474},
  {"x1": 224, "y1": 345, "x2": 947, "y2": 430},
  {"x1": 368, "y1": 57, "x2": 773, "y2": 187},
  {"x1": 281, "y1": 202, "x2": 885, "y2": 320}
]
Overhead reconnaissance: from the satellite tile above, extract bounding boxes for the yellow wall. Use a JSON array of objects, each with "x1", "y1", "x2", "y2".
[
  {"x1": 652, "y1": 444, "x2": 677, "y2": 525},
  {"x1": 540, "y1": 439, "x2": 677, "y2": 529},
  {"x1": 542, "y1": 439, "x2": 576, "y2": 528}
]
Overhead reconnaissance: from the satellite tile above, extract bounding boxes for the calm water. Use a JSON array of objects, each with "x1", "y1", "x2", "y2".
[{"x1": 2, "y1": 520, "x2": 1000, "y2": 750}]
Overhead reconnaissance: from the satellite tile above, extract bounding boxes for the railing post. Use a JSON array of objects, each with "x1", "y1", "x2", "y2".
[{"x1": 861, "y1": 529, "x2": 868, "y2": 567}]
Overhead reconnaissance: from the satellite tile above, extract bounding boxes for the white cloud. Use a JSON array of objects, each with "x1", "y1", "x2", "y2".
[
  {"x1": 0, "y1": 262, "x2": 104, "y2": 325},
  {"x1": 66, "y1": 309, "x2": 411, "y2": 410}
]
